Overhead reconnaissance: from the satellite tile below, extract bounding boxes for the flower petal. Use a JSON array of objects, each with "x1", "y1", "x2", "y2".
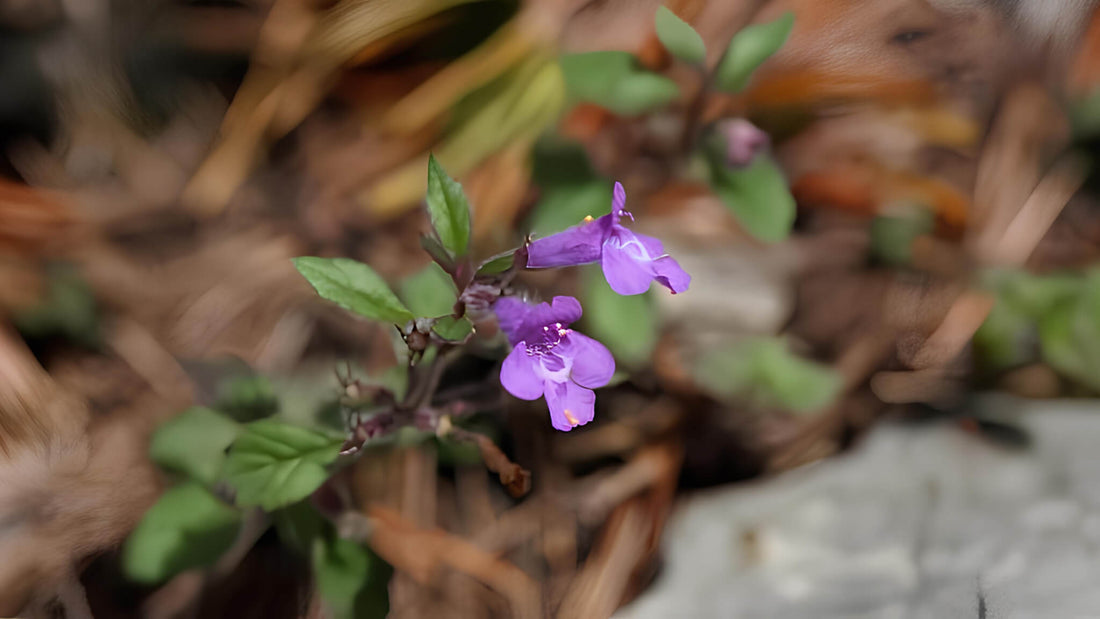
[
  {"x1": 493, "y1": 297, "x2": 531, "y2": 345},
  {"x1": 562, "y1": 333, "x2": 615, "y2": 389},
  {"x1": 522, "y1": 296, "x2": 582, "y2": 333},
  {"x1": 601, "y1": 240, "x2": 655, "y2": 295},
  {"x1": 526, "y1": 221, "x2": 605, "y2": 268},
  {"x1": 548, "y1": 296, "x2": 583, "y2": 325},
  {"x1": 632, "y1": 230, "x2": 666, "y2": 260},
  {"x1": 612, "y1": 182, "x2": 626, "y2": 213},
  {"x1": 544, "y1": 380, "x2": 596, "y2": 432},
  {"x1": 652, "y1": 255, "x2": 691, "y2": 294},
  {"x1": 500, "y1": 343, "x2": 544, "y2": 400}
]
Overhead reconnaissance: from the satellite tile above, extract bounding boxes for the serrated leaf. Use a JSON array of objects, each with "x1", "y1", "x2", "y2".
[
  {"x1": 313, "y1": 533, "x2": 392, "y2": 619},
  {"x1": 697, "y1": 339, "x2": 841, "y2": 413},
  {"x1": 710, "y1": 154, "x2": 795, "y2": 242},
  {"x1": 560, "y1": 51, "x2": 680, "y2": 116},
  {"x1": 399, "y1": 262, "x2": 458, "y2": 317},
  {"x1": 150, "y1": 407, "x2": 241, "y2": 485},
  {"x1": 293, "y1": 257, "x2": 414, "y2": 325},
  {"x1": 426, "y1": 155, "x2": 473, "y2": 257},
  {"x1": 581, "y1": 265, "x2": 658, "y2": 368},
  {"x1": 715, "y1": 12, "x2": 794, "y2": 93},
  {"x1": 223, "y1": 419, "x2": 343, "y2": 510},
  {"x1": 655, "y1": 6, "x2": 706, "y2": 64},
  {"x1": 433, "y1": 316, "x2": 474, "y2": 341},
  {"x1": 122, "y1": 482, "x2": 241, "y2": 584}
]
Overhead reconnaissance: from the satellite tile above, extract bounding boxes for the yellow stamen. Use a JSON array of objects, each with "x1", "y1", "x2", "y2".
[
  {"x1": 564, "y1": 409, "x2": 579, "y2": 426},
  {"x1": 583, "y1": 215, "x2": 594, "y2": 223}
]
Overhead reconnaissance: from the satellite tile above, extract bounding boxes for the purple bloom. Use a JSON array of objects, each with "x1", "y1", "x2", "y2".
[
  {"x1": 720, "y1": 118, "x2": 770, "y2": 168},
  {"x1": 494, "y1": 296, "x2": 614, "y2": 431},
  {"x1": 526, "y1": 183, "x2": 691, "y2": 296}
]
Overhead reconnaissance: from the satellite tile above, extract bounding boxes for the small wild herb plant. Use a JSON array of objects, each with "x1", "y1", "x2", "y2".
[{"x1": 121, "y1": 9, "x2": 808, "y2": 618}]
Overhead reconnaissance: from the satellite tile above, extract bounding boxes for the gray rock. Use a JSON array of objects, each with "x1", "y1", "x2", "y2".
[{"x1": 617, "y1": 397, "x2": 1100, "y2": 619}]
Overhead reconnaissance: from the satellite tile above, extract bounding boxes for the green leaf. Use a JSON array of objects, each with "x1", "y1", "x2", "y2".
[
  {"x1": 655, "y1": 6, "x2": 706, "y2": 64},
  {"x1": 273, "y1": 500, "x2": 326, "y2": 556},
  {"x1": 150, "y1": 407, "x2": 241, "y2": 485},
  {"x1": 293, "y1": 257, "x2": 414, "y2": 325},
  {"x1": 581, "y1": 265, "x2": 658, "y2": 368},
  {"x1": 313, "y1": 533, "x2": 392, "y2": 619},
  {"x1": 1038, "y1": 273, "x2": 1100, "y2": 392},
  {"x1": 223, "y1": 419, "x2": 343, "y2": 510},
  {"x1": 426, "y1": 154, "x2": 473, "y2": 257},
  {"x1": 560, "y1": 51, "x2": 680, "y2": 116},
  {"x1": 433, "y1": 316, "x2": 474, "y2": 341},
  {"x1": 122, "y1": 482, "x2": 241, "y2": 583},
  {"x1": 715, "y1": 12, "x2": 794, "y2": 93},
  {"x1": 476, "y1": 250, "x2": 516, "y2": 276},
  {"x1": 998, "y1": 271, "x2": 1082, "y2": 319},
  {"x1": 697, "y1": 339, "x2": 841, "y2": 413},
  {"x1": 973, "y1": 300, "x2": 1034, "y2": 371},
  {"x1": 612, "y1": 72, "x2": 683, "y2": 115},
  {"x1": 710, "y1": 155, "x2": 796, "y2": 242},
  {"x1": 399, "y1": 262, "x2": 458, "y2": 317}
]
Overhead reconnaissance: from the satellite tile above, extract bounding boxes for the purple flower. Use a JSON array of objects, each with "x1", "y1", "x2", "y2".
[
  {"x1": 720, "y1": 118, "x2": 770, "y2": 168},
  {"x1": 494, "y1": 296, "x2": 614, "y2": 431},
  {"x1": 525, "y1": 183, "x2": 691, "y2": 296}
]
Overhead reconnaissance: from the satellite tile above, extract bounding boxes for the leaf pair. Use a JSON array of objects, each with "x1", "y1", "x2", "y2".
[
  {"x1": 975, "y1": 270, "x2": 1100, "y2": 391},
  {"x1": 295, "y1": 157, "x2": 480, "y2": 340},
  {"x1": 560, "y1": 51, "x2": 680, "y2": 116},
  {"x1": 654, "y1": 7, "x2": 794, "y2": 94},
  {"x1": 126, "y1": 410, "x2": 344, "y2": 583}
]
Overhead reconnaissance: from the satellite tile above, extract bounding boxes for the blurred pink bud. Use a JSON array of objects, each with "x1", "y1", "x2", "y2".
[{"x1": 721, "y1": 119, "x2": 770, "y2": 168}]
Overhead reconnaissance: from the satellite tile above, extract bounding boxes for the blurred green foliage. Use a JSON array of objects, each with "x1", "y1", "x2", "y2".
[
  {"x1": 869, "y1": 206, "x2": 935, "y2": 266},
  {"x1": 560, "y1": 51, "x2": 680, "y2": 116},
  {"x1": 14, "y1": 263, "x2": 99, "y2": 346},
  {"x1": 708, "y1": 152, "x2": 796, "y2": 242},
  {"x1": 714, "y1": 12, "x2": 795, "y2": 93},
  {"x1": 527, "y1": 138, "x2": 614, "y2": 236},
  {"x1": 581, "y1": 264, "x2": 658, "y2": 369},
  {"x1": 975, "y1": 269, "x2": 1100, "y2": 392},
  {"x1": 312, "y1": 529, "x2": 392, "y2": 619},
  {"x1": 150, "y1": 407, "x2": 241, "y2": 486},
  {"x1": 696, "y1": 338, "x2": 842, "y2": 413},
  {"x1": 122, "y1": 482, "x2": 241, "y2": 584},
  {"x1": 655, "y1": 6, "x2": 706, "y2": 64},
  {"x1": 216, "y1": 375, "x2": 280, "y2": 422}
]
